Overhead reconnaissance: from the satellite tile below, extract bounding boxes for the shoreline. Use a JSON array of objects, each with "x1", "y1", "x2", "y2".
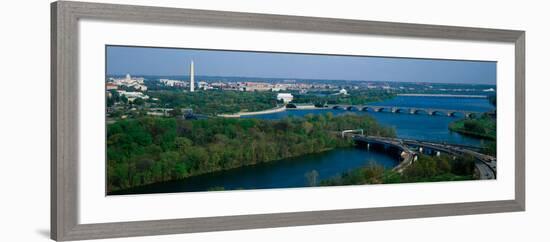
[
  {"x1": 448, "y1": 119, "x2": 496, "y2": 141},
  {"x1": 108, "y1": 145, "x2": 353, "y2": 195},
  {"x1": 217, "y1": 105, "x2": 287, "y2": 117},
  {"x1": 397, "y1": 93, "x2": 488, "y2": 98},
  {"x1": 217, "y1": 104, "x2": 333, "y2": 117},
  {"x1": 291, "y1": 105, "x2": 329, "y2": 110},
  {"x1": 449, "y1": 127, "x2": 496, "y2": 140}
]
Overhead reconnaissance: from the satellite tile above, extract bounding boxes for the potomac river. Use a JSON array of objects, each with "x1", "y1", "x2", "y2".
[{"x1": 112, "y1": 95, "x2": 494, "y2": 195}]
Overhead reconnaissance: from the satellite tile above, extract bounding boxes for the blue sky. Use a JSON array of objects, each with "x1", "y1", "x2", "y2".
[{"x1": 106, "y1": 45, "x2": 496, "y2": 84}]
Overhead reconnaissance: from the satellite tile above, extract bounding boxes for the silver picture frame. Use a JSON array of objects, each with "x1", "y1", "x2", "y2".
[{"x1": 51, "y1": 1, "x2": 525, "y2": 240}]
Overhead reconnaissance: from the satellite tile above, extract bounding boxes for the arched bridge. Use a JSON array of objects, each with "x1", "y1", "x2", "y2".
[
  {"x1": 328, "y1": 104, "x2": 481, "y2": 118},
  {"x1": 353, "y1": 135, "x2": 417, "y2": 173},
  {"x1": 351, "y1": 135, "x2": 496, "y2": 180}
]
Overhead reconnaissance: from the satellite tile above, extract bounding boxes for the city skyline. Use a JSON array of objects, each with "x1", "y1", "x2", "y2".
[{"x1": 107, "y1": 45, "x2": 497, "y2": 85}]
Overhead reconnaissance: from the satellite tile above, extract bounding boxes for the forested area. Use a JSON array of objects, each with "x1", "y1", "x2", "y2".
[
  {"x1": 448, "y1": 114, "x2": 496, "y2": 141},
  {"x1": 320, "y1": 154, "x2": 476, "y2": 186},
  {"x1": 107, "y1": 113, "x2": 396, "y2": 193},
  {"x1": 448, "y1": 95, "x2": 497, "y2": 156},
  {"x1": 149, "y1": 90, "x2": 279, "y2": 115}
]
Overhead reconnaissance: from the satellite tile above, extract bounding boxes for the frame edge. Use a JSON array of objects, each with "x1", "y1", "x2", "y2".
[
  {"x1": 52, "y1": 1, "x2": 81, "y2": 240},
  {"x1": 514, "y1": 32, "x2": 526, "y2": 211},
  {"x1": 51, "y1": 1, "x2": 527, "y2": 240},
  {"x1": 50, "y1": 1, "x2": 58, "y2": 240}
]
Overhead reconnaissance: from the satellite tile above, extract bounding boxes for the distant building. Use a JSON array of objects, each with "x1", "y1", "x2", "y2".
[
  {"x1": 111, "y1": 73, "x2": 147, "y2": 91},
  {"x1": 271, "y1": 84, "x2": 289, "y2": 92},
  {"x1": 159, "y1": 79, "x2": 185, "y2": 87},
  {"x1": 106, "y1": 83, "x2": 118, "y2": 90},
  {"x1": 146, "y1": 108, "x2": 173, "y2": 117},
  {"x1": 210, "y1": 82, "x2": 226, "y2": 89},
  {"x1": 134, "y1": 85, "x2": 147, "y2": 92},
  {"x1": 339, "y1": 88, "x2": 348, "y2": 95},
  {"x1": 277, "y1": 93, "x2": 293, "y2": 103},
  {"x1": 117, "y1": 90, "x2": 149, "y2": 102},
  {"x1": 242, "y1": 82, "x2": 273, "y2": 92},
  {"x1": 198, "y1": 81, "x2": 210, "y2": 90}
]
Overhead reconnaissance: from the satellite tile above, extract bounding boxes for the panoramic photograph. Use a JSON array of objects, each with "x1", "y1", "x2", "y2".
[{"x1": 105, "y1": 45, "x2": 497, "y2": 195}]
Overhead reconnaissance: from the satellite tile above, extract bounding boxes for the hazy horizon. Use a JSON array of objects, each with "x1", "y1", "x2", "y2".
[{"x1": 106, "y1": 45, "x2": 497, "y2": 85}]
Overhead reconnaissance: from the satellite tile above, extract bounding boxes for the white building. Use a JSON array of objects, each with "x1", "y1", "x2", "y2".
[
  {"x1": 117, "y1": 90, "x2": 149, "y2": 102},
  {"x1": 159, "y1": 79, "x2": 185, "y2": 87},
  {"x1": 198, "y1": 81, "x2": 209, "y2": 90},
  {"x1": 134, "y1": 84, "x2": 147, "y2": 91},
  {"x1": 339, "y1": 88, "x2": 348, "y2": 95},
  {"x1": 147, "y1": 108, "x2": 173, "y2": 117},
  {"x1": 106, "y1": 83, "x2": 118, "y2": 90},
  {"x1": 112, "y1": 73, "x2": 147, "y2": 91},
  {"x1": 277, "y1": 93, "x2": 294, "y2": 103}
]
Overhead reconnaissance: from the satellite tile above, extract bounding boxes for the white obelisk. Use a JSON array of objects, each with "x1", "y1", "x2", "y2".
[{"x1": 189, "y1": 60, "x2": 195, "y2": 92}]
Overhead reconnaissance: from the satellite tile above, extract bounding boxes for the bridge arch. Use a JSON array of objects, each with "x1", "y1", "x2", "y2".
[
  {"x1": 412, "y1": 109, "x2": 429, "y2": 115},
  {"x1": 465, "y1": 112, "x2": 478, "y2": 119},
  {"x1": 285, "y1": 103, "x2": 297, "y2": 108},
  {"x1": 352, "y1": 136, "x2": 416, "y2": 173},
  {"x1": 394, "y1": 108, "x2": 410, "y2": 114},
  {"x1": 448, "y1": 111, "x2": 466, "y2": 118},
  {"x1": 377, "y1": 107, "x2": 392, "y2": 112},
  {"x1": 430, "y1": 110, "x2": 447, "y2": 116},
  {"x1": 328, "y1": 104, "x2": 480, "y2": 118}
]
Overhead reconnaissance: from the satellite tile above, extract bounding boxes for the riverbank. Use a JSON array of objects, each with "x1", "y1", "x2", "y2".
[
  {"x1": 448, "y1": 116, "x2": 496, "y2": 140},
  {"x1": 293, "y1": 104, "x2": 319, "y2": 110},
  {"x1": 109, "y1": 146, "x2": 345, "y2": 194},
  {"x1": 217, "y1": 105, "x2": 286, "y2": 117},
  {"x1": 449, "y1": 128, "x2": 496, "y2": 140},
  {"x1": 320, "y1": 154, "x2": 475, "y2": 186},
  {"x1": 109, "y1": 146, "x2": 400, "y2": 195},
  {"x1": 397, "y1": 93, "x2": 487, "y2": 98},
  {"x1": 218, "y1": 103, "x2": 334, "y2": 117},
  {"x1": 106, "y1": 114, "x2": 395, "y2": 193}
]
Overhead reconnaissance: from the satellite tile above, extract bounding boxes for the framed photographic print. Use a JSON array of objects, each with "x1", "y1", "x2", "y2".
[{"x1": 51, "y1": 1, "x2": 525, "y2": 241}]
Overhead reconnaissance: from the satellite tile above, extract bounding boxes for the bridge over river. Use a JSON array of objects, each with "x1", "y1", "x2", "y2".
[
  {"x1": 327, "y1": 104, "x2": 481, "y2": 118},
  {"x1": 351, "y1": 135, "x2": 496, "y2": 180}
]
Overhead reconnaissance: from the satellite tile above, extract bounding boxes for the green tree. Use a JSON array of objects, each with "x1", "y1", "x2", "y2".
[
  {"x1": 120, "y1": 95, "x2": 128, "y2": 104},
  {"x1": 106, "y1": 96, "x2": 115, "y2": 107},
  {"x1": 106, "y1": 113, "x2": 397, "y2": 193},
  {"x1": 133, "y1": 97, "x2": 145, "y2": 106}
]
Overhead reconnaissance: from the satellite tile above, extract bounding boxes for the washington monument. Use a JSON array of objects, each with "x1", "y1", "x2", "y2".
[{"x1": 189, "y1": 60, "x2": 195, "y2": 92}]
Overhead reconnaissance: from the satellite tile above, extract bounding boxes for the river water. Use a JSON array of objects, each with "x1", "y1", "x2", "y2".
[
  {"x1": 247, "y1": 96, "x2": 493, "y2": 146},
  {"x1": 110, "y1": 148, "x2": 397, "y2": 194},
  {"x1": 113, "y1": 95, "x2": 495, "y2": 195}
]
